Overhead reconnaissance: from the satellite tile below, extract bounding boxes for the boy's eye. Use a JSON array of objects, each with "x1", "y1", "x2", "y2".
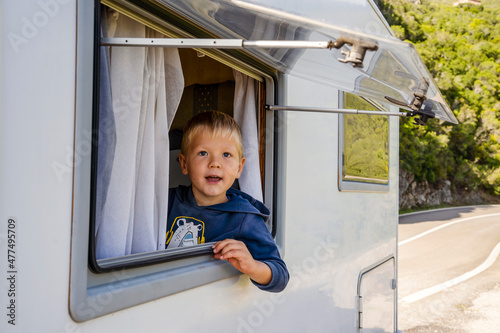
[
  {"x1": 198, "y1": 151, "x2": 208, "y2": 156},
  {"x1": 222, "y1": 152, "x2": 231, "y2": 158}
]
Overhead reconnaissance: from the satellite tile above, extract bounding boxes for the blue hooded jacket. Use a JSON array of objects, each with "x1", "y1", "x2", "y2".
[{"x1": 167, "y1": 185, "x2": 289, "y2": 292}]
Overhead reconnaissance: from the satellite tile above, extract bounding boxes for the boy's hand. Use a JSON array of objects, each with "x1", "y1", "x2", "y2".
[{"x1": 212, "y1": 239, "x2": 272, "y2": 286}]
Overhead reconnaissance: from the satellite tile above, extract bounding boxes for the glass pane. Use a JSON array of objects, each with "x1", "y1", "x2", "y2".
[
  {"x1": 153, "y1": 0, "x2": 457, "y2": 124},
  {"x1": 343, "y1": 94, "x2": 389, "y2": 184}
]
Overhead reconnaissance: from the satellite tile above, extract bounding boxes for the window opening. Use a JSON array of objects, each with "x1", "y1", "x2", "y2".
[
  {"x1": 338, "y1": 92, "x2": 390, "y2": 192},
  {"x1": 91, "y1": 8, "x2": 267, "y2": 271},
  {"x1": 342, "y1": 93, "x2": 389, "y2": 184}
]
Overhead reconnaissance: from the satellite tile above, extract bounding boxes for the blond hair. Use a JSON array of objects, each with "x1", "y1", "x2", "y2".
[{"x1": 181, "y1": 111, "x2": 244, "y2": 159}]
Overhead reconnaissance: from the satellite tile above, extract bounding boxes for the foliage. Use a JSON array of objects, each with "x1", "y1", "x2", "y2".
[
  {"x1": 379, "y1": 0, "x2": 500, "y2": 194},
  {"x1": 343, "y1": 94, "x2": 389, "y2": 182}
]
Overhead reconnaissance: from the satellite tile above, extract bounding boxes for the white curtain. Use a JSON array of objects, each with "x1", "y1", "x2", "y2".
[
  {"x1": 95, "y1": 10, "x2": 184, "y2": 259},
  {"x1": 233, "y1": 71, "x2": 263, "y2": 202}
]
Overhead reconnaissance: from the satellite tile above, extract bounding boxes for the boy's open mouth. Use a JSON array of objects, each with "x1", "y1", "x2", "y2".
[{"x1": 206, "y1": 175, "x2": 222, "y2": 183}]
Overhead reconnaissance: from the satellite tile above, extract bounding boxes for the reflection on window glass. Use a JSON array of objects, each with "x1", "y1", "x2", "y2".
[{"x1": 343, "y1": 93, "x2": 389, "y2": 184}]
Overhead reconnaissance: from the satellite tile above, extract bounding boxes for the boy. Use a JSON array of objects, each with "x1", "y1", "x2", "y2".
[{"x1": 166, "y1": 111, "x2": 289, "y2": 292}]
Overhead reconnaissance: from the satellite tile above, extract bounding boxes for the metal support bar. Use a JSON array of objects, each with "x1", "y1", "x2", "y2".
[
  {"x1": 266, "y1": 105, "x2": 409, "y2": 117},
  {"x1": 101, "y1": 38, "x2": 244, "y2": 48},
  {"x1": 101, "y1": 37, "x2": 333, "y2": 49},
  {"x1": 243, "y1": 40, "x2": 331, "y2": 49}
]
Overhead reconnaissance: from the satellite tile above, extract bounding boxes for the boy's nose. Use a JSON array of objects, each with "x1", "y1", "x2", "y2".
[{"x1": 209, "y1": 157, "x2": 221, "y2": 168}]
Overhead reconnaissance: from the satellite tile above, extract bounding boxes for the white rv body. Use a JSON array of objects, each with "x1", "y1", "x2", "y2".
[{"x1": 0, "y1": 1, "x2": 456, "y2": 332}]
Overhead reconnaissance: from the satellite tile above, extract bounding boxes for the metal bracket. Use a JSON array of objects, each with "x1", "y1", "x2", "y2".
[
  {"x1": 331, "y1": 37, "x2": 379, "y2": 68},
  {"x1": 410, "y1": 78, "x2": 429, "y2": 112},
  {"x1": 384, "y1": 78, "x2": 435, "y2": 125}
]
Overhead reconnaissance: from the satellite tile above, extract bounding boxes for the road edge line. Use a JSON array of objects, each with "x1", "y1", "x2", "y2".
[
  {"x1": 400, "y1": 242, "x2": 500, "y2": 304},
  {"x1": 399, "y1": 213, "x2": 500, "y2": 246}
]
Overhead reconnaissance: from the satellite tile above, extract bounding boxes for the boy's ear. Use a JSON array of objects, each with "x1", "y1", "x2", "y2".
[
  {"x1": 179, "y1": 153, "x2": 188, "y2": 175},
  {"x1": 236, "y1": 157, "x2": 246, "y2": 179}
]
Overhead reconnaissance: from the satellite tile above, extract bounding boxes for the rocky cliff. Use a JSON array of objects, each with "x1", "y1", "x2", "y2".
[{"x1": 399, "y1": 169, "x2": 500, "y2": 210}]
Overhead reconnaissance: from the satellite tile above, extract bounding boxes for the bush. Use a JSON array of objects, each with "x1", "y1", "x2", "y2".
[{"x1": 380, "y1": 0, "x2": 500, "y2": 194}]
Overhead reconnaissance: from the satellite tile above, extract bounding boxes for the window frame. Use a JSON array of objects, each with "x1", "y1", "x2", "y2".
[
  {"x1": 90, "y1": 5, "x2": 276, "y2": 272},
  {"x1": 69, "y1": 1, "x2": 279, "y2": 322},
  {"x1": 338, "y1": 91, "x2": 391, "y2": 193}
]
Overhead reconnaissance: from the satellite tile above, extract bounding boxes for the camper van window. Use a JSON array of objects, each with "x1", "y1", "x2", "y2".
[
  {"x1": 91, "y1": 8, "x2": 267, "y2": 271},
  {"x1": 339, "y1": 93, "x2": 389, "y2": 191}
]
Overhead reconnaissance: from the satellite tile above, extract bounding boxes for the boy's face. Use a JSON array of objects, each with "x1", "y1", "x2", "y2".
[{"x1": 179, "y1": 129, "x2": 245, "y2": 206}]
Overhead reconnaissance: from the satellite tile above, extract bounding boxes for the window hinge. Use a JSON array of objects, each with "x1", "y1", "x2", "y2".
[
  {"x1": 385, "y1": 78, "x2": 434, "y2": 125},
  {"x1": 392, "y1": 278, "x2": 397, "y2": 290}
]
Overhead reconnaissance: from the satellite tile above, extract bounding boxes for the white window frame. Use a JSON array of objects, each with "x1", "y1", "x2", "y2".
[{"x1": 69, "y1": 1, "x2": 279, "y2": 321}]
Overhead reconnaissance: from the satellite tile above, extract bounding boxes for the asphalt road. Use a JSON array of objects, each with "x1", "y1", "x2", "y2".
[{"x1": 398, "y1": 205, "x2": 500, "y2": 333}]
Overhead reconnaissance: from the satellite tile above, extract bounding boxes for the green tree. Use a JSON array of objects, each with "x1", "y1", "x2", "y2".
[{"x1": 380, "y1": 0, "x2": 500, "y2": 194}]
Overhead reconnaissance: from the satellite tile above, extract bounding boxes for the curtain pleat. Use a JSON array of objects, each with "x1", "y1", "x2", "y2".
[
  {"x1": 233, "y1": 71, "x2": 263, "y2": 202},
  {"x1": 95, "y1": 10, "x2": 184, "y2": 259}
]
